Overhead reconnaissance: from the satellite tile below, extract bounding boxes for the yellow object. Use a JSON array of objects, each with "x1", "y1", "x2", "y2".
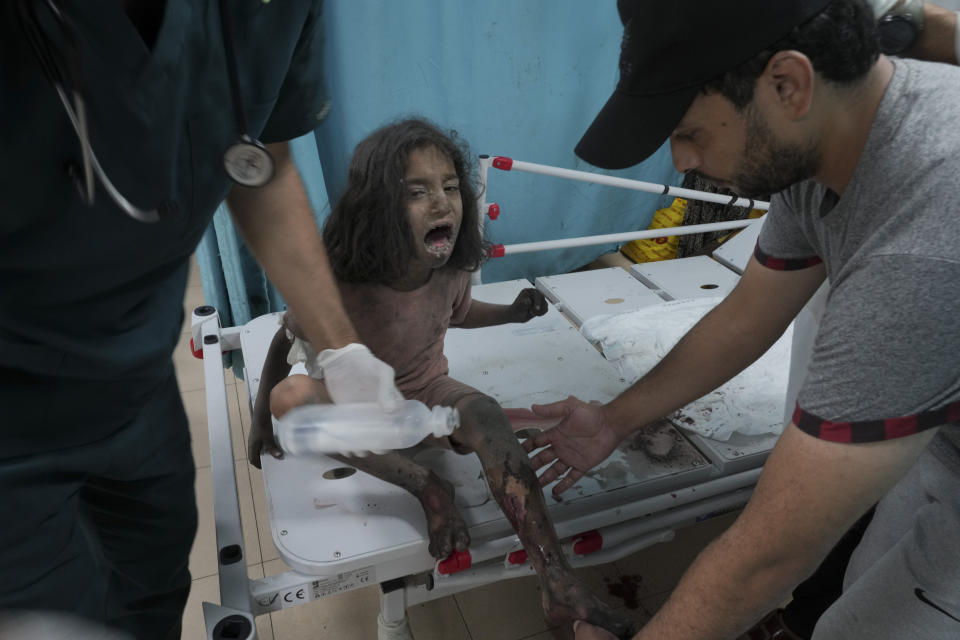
[
  {"x1": 621, "y1": 197, "x2": 687, "y2": 263},
  {"x1": 621, "y1": 198, "x2": 768, "y2": 263}
]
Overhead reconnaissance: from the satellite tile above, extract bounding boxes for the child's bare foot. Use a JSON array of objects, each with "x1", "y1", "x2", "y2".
[
  {"x1": 541, "y1": 567, "x2": 639, "y2": 639},
  {"x1": 418, "y1": 472, "x2": 471, "y2": 559}
]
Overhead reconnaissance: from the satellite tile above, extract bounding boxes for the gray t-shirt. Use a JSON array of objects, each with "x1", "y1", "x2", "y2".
[{"x1": 756, "y1": 59, "x2": 960, "y2": 459}]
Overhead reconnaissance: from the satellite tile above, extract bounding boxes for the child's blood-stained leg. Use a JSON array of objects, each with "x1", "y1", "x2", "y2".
[
  {"x1": 331, "y1": 451, "x2": 472, "y2": 560},
  {"x1": 451, "y1": 395, "x2": 640, "y2": 640},
  {"x1": 269, "y1": 375, "x2": 471, "y2": 560},
  {"x1": 269, "y1": 376, "x2": 636, "y2": 637}
]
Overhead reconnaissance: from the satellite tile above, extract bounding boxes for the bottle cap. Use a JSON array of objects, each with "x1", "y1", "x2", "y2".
[{"x1": 431, "y1": 406, "x2": 460, "y2": 438}]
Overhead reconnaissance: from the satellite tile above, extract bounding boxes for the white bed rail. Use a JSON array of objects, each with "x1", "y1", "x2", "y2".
[
  {"x1": 473, "y1": 155, "x2": 769, "y2": 283},
  {"x1": 192, "y1": 306, "x2": 257, "y2": 640}
]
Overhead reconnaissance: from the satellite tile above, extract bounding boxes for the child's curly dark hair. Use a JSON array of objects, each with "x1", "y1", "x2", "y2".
[{"x1": 323, "y1": 118, "x2": 488, "y2": 284}]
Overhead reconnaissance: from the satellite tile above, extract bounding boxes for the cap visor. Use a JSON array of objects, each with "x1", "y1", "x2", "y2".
[{"x1": 575, "y1": 86, "x2": 699, "y2": 170}]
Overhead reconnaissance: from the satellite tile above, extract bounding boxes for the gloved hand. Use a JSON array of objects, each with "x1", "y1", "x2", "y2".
[{"x1": 315, "y1": 343, "x2": 405, "y2": 411}]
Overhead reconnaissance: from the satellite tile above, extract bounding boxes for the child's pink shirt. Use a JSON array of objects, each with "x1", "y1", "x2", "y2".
[{"x1": 338, "y1": 268, "x2": 472, "y2": 395}]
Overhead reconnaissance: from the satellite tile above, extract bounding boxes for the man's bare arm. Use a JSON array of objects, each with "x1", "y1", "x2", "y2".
[
  {"x1": 529, "y1": 258, "x2": 827, "y2": 493},
  {"x1": 909, "y1": 3, "x2": 960, "y2": 64},
  {"x1": 225, "y1": 141, "x2": 358, "y2": 351},
  {"x1": 632, "y1": 424, "x2": 937, "y2": 639}
]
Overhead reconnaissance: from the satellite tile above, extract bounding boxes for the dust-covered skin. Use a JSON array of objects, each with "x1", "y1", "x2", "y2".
[
  {"x1": 265, "y1": 376, "x2": 637, "y2": 638},
  {"x1": 266, "y1": 373, "x2": 471, "y2": 558},
  {"x1": 451, "y1": 396, "x2": 639, "y2": 639},
  {"x1": 332, "y1": 452, "x2": 472, "y2": 559}
]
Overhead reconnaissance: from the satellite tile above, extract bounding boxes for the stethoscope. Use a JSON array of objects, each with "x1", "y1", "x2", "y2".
[{"x1": 16, "y1": 0, "x2": 275, "y2": 224}]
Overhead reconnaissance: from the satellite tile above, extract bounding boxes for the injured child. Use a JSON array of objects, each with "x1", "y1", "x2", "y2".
[{"x1": 247, "y1": 118, "x2": 638, "y2": 638}]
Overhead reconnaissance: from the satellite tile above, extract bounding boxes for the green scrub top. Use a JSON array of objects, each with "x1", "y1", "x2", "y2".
[{"x1": 0, "y1": 0, "x2": 328, "y2": 454}]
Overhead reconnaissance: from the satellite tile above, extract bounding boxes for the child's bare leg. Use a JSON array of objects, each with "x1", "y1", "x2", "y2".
[
  {"x1": 453, "y1": 395, "x2": 639, "y2": 639},
  {"x1": 270, "y1": 376, "x2": 469, "y2": 559},
  {"x1": 269, "y1": 374, "x2": 329, "y2": 416},
  {"x1": 331, "y1": 452, "x2": 471, "y2": 559}
]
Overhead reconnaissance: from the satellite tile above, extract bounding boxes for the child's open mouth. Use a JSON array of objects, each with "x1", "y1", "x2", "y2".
[{"x1": 424, "y1": 223, "x2": 454, "y2": 256}]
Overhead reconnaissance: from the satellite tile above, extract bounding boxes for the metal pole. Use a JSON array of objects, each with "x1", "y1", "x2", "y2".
[
  {"x1": 493, "y1": 157, "x2": 769, "y2": 211},
  {"x1": 491, "y1": 218, "x2": 760, "y2": 256},
  {"x1": 473, "y1": 155, "x2": 493, "y2": 285}
]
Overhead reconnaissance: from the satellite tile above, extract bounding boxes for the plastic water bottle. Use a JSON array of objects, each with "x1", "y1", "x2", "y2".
[{"x1": 275, "y1": 399, "x2": 460, "y2": 456}]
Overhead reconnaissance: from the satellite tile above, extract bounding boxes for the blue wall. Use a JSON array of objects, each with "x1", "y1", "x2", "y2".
[{"x1": 312, "y1": 1, "x2": 681, "y2": 282}]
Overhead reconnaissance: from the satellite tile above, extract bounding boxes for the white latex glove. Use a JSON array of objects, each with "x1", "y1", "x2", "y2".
[{"x1": 315, "y1": 343, "x2": 404, "y2": 411}]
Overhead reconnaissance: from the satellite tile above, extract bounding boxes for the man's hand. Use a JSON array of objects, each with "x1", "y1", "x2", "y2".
[
  {"x1": 573, "y1": 620, "x2": 621, "y2": 640},
  {"x1": 522, "y1": 396, "x2": 624, "y2": 495},
  {"x1": 317, "y1": 343, "x2": 405, "y2": 411},
  {"x1": 509, "y1": 288, "x2": 549, "y2": 322},
  {"x1": 248, "y1": 404, "x2": 284, "y2": 469}
]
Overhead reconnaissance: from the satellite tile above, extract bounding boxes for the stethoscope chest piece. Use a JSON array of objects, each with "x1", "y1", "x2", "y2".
[{"x1": 224, "y1": 136, "x2": 275, "y2": 187}]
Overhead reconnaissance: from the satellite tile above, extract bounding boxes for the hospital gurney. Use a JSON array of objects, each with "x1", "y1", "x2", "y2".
[
  {"x1": 197, "y1": 159, "x2": 815, "y2": 639},
  {"x1": 195, "y1": 258, "x2": 803, "y2": 640}
]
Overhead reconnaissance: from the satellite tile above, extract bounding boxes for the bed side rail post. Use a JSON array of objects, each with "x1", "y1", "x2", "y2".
[{"x1": 195, "y1": 307, "x2": 256, "y2": 639}]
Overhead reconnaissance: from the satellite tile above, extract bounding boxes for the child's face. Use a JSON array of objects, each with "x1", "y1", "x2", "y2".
[{"x1": 403, "y1": 145, "x2": 463, "y2": 271}]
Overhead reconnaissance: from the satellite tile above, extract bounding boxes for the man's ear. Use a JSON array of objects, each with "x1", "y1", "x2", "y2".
[{"x1": 761, "y1": 50, "x2": 815, "y2": 120}]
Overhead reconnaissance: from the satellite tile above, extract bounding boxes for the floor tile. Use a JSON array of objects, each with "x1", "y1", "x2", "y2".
[
  {"x1": 235, "y1": 378, "x2": 253, "y2": 442},
  {"x1": 407, "y1": 595, "x2": 471, "y2": 640},
  {"x1": 572, "y1": 563, "x2": 627, "y2": 611},
  {"x1": 190, "y1": 464, "x2": 263, "y2": 580},
  {"x1": 234, "y1": 462, "x2": 264, "y2": 565},
  {"x1": 263, "y1": 559, "x2": 380, "y2": 640},
  {"x1": 571, "y1": 562, "x2": 651, "y2": 633},
  {"x1": 455, "y1": 575, "x2": 551, "y2": 640},
  {"x1": 181, "y1": 565, "x2": 272, "y2": 640},
  {"x1": 183, "y1": 383, "x2": 247, "y2": 466},
  {"x1": 249, "y1": 465, "x2": 280, "y2": 563},
  {"x1": 188, "y1": 255, "x2": 203, "y2": 288},
  {"x1": 614, "y1": 512, "x2": 738, "y2": 599}
]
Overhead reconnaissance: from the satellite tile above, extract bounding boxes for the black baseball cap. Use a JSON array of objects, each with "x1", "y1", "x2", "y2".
[{"x1": 575, "y1": 0, "x2": 835, "y2": 170}]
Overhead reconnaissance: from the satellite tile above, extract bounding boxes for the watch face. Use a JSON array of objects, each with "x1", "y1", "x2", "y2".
[
  {"x1": 224, "y1": 140, "x2": 275, "y2": 187},
  {"x1": 878, "y1": 16, "x2": 917, "y2": 55}
]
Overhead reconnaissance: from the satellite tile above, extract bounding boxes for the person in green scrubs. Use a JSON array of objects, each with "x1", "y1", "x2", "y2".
[{"x1": 0, "y1": 2, "x2": 401, "y2": 638}]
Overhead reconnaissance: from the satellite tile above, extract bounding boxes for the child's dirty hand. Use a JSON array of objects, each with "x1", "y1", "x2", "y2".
[
  {"x1": 510, "y1": 288, "x2": 549, "y2": 322},
  {"x1": 249, "y1": 401, "x2": 284, "y2": 469}
]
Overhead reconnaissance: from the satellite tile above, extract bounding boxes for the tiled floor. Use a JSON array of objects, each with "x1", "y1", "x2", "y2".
[{"x1": 178, "y1": 255, "x2": 738, "y2": 640}]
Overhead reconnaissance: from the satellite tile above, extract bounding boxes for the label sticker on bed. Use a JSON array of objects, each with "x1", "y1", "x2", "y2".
[
  {"x1": 255, "y1": 567, "x2": 377, "y2": 612},
  {"x1": 311, "y1": 568, "x2": 376, "y2": 599}
]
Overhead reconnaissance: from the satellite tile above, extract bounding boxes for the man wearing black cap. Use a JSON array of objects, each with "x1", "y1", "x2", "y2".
[{"x1": 526, "y1": 0, "x2": 960, "y2": 638}]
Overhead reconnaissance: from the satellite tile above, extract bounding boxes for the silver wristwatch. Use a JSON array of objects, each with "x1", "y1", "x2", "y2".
[{"x1": 878, "y1": 0, "x2": 926, "y2": 54}]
